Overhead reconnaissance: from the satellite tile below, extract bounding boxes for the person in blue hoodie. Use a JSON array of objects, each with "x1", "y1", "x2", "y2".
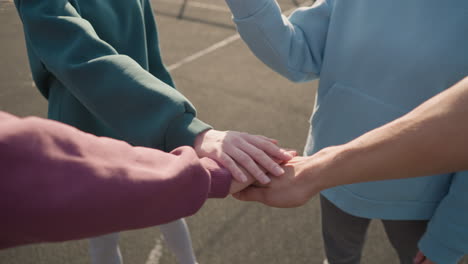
[{"x1": 223, "y1": 0, "x2": 468, "y2": 263}]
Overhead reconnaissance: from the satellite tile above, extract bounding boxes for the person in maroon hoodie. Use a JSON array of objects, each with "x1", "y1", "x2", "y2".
[{"x1": 0, "y1": 111, "x2": 255, "y2": 250}]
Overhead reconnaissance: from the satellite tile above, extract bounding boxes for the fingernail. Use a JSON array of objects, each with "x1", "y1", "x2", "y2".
[
  {"x1": 262, "y1": 177, "x2": 271, "y2": 184},
  {"x1": 274, "y1": 166, "x2": 285, "y2": 176}
]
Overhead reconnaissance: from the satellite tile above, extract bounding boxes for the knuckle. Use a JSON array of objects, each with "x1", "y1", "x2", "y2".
[{"x1": 233, "y1": 137, "x2": 244, "y2": 145}]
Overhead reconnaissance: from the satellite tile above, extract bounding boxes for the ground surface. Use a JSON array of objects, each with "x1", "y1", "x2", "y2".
[{"x1": 0, "y1": 0, "x2": 467, "y2": 263}]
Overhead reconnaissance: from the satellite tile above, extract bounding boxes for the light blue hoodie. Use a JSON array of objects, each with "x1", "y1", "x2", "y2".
[{"x1": 224, "y1": 0, "x2": 468, "y2": 263}]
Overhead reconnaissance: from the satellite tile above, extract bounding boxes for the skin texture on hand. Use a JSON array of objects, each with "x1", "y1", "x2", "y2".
[
  {"x1": 414, "y1": 250, "x2": 436, "y2": 264},
  {"x1": 229, "y1": 168, "x2": 257, "y2": 194},
  {"x1": 232, "y1": 155, "x2": 324, "y2": 208},
  {"x1": 193, "y1": 129, "x2": 294, "y2": 184},
  {"x1": 232, "y1": 147, "x2": 344, "y2": 208},
  {"x1": 229, "y1": 150, "x2": 298, "y2": 195}
]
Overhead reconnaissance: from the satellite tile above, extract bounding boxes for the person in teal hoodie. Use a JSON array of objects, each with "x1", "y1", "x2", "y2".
[
  {"x1": 223, "y1": 0, "x2": 468, "y2": 263},
  {"x1": 13, "y1": 0, "x2": 294, "y2": 263}
]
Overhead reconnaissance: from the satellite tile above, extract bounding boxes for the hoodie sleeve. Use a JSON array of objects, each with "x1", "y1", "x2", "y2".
[
  {"x1": 418, "y1": 172, "x2": 468, "y2": 264},
  {"x1": 14, "y1": 0, "x2": 211, "y2": 151},
  {"x1": 225, "y1": 0, "x2": 332, "y2": 82},
  {"x1": 0, "y1": 111, "x2": 231, "y2": 250}
]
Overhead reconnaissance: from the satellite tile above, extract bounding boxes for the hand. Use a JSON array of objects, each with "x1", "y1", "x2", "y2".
[
  {"x1": 228, "y1": 166, "x2": 257, "y2": 194},
  {"x1": 229, "y1": 151, "x2": 298, "y2": 194},
  {"x1": 232, "y1": 156, "x2": 319, "y2": 208},
  {"x1": 414, "y1": 250, "x2": 436, "y2": 264},
  {"x1": 232, "y1": 146, "x2": 341, "y2": 208},
  {"x1": 194, "y1": 129, "x2": 294, "y2": 184}
]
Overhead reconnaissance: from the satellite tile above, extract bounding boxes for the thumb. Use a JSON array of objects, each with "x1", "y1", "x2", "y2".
[{"x1": 232, "y1": 187, "x2": 266, "y2": 203}]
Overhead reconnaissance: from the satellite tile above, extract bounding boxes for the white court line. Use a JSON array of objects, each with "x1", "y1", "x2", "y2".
[
  {"x1": 157, "y1": 0, "x2": 230, "y2": 12},
  {"x1": 167, "y1": 0, "x2": 313, "y2": 72},
  {"x1": 167, "y1": 34, "x2": 240, "y2": 72},
  {"x1": 145, "y1": 235, "x2": 164, "y2": 264}
]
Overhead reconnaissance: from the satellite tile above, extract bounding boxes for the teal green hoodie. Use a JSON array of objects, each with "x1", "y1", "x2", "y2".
[{"x1": 14, "y1": 0, "x2": 211, "y2": 151}]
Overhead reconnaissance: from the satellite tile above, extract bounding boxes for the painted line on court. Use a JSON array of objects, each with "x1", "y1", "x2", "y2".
[
  {"x1": 167, "y1": 0, "x2": 313, "y2": 72},
  {"x1": 167, "y1": 34, "x2": 240, "y2": 72},
  {"x1": 145, "y1": 235, "x2": 164, "y2": 264},
  {"x1": 156, "y1": 0, "x2": 230, "y2": 12}
]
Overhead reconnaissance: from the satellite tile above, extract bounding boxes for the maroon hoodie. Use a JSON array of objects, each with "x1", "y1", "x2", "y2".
[{"x1": 0, "y1": 111, "x2": 232, "y2": 249}]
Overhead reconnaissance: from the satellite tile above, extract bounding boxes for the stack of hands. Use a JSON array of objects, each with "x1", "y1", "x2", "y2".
[{"x1": 192, "y1": 129, "x2": 315, "y2": 208}]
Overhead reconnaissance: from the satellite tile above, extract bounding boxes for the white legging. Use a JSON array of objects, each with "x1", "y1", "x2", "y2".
[{"x1": 88, "y1": 218, "x2": 197, "y2": 264}]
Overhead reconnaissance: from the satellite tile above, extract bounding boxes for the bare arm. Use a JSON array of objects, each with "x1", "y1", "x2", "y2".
[
  {"x1": 323, "y1": 76, "x2": 468, "y2": 186},
  {"x1": 235, "y1": 76, "x2": 468, "y2": 207}
]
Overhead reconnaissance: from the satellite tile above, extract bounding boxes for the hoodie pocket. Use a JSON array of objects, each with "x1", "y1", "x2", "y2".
[
  {"x1": 310, "y1": 83, "x2": 441, "y2": 202},
  {"x1": 311, "y1": 83, "x2": 406, "y2": 149}
]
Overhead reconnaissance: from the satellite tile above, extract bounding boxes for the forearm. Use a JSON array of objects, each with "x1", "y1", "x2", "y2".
[
  {"x1": 316, "y1": 76, "x2": 468, "y2": 189},
  {"x1": 0, "y1": 112, "x2": 231, "y2": 249}
]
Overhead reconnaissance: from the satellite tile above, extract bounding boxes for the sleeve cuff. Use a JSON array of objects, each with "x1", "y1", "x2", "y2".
[
  {"x1": 225, "y1": 0, "x2": 271, "y2": 19},
  {"x1": 165, "y1": 114, "x2": 212, "y2": 152},
  {"x1": 418, "y1": 231, "x2": 464, "y2": 264},
  {"x1": 200, "y1": 158, "x2": 232, "y2": 198}
]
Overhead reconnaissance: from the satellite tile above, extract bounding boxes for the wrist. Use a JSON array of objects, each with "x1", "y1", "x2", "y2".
[
  {"x1": 303, "y1": 145, "x2": 358, "y2": 194},
  {"x1": 193, "y1": 129, "x2": 212, "y2": 150}
]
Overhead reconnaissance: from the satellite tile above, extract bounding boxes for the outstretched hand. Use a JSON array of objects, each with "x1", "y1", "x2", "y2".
[
  {"x1": 231, "y1": 146, "x2": 358, "y2": 208},
  {"x1": 228, "y1": 150, "x2": 297, "y2": 194},
  {"x1": 232, "y1": 156, "x2": 318, "y2": 208},
  {"x1": 194, "y1": 129, "x2": 295, "y2": 184}
]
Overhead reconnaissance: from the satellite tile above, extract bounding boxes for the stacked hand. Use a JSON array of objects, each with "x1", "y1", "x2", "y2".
[
  {"x1": 232, "y1": 156, "x2": 315, "y2": 207},
  {"x1": 228, "y1": 152, "x2": 299, "y2": 195},
  {"x1": 196, "y1": 130, "x2": 439, "y2": 264},
  {"x1": 194, "y1": 129, "x2": 295, "y2": 184},
  {"x1": 231, "y1": 147, "x2": 339, "y2": 207}
]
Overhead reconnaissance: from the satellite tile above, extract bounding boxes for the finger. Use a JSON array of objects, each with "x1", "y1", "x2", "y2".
[
  {"x1": 287, "y1": 150, "x2": 298, "y2": 157},
  {"x1": 228, "y1": 147, "x2": 271, "y2": 184},
  {"x1": 239, "y1": 142, "x2": 285, "y2": 177},
  {"x1": 281, "y1": 149, "x2": 298, "y2": 157},
  {"x1": 271, "y1": 156, "x2": 285, "y2": 164},
  {"x1": 232, "y1": 186, "x2": 266, "y2": 203},
  {"x1": 272, "y1": 151, "x2": 298, "y2": 164},
  {"x1": 219, "y1": 153, "x2": 248, "y2": 183},
  {"x1": 284, "y1": 156, "x2": 309, "y2": 164},
  {"x1": 413, "y1": 251, "x2": 425, "y2": 264},
  {"x1": 246, "y1": 135, "x2": 294, "y2": 161},
  {"x1": 256, "y1": 135, "x2": 278, "y2": 144}
]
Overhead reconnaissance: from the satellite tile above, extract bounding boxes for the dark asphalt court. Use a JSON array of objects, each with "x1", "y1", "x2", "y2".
[{"x1": 0, "y1": 0, "x2": 467, "y2": 263}]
